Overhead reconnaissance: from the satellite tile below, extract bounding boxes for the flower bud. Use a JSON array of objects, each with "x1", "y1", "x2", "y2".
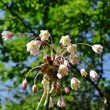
[
  {"x1": 32, "y1": 84, "x2": 37, "y2": 93},
  {"x1": 22, "y1": 79, "x2": 27, "y2": 90},
  {"x1": 1, "y1": 31, "x2": 14, "y2": 40},
  {"x1": 57, "y1": 96, "x2": 66, "y2": 108},
  {"x1": 65, "y1": 86, "x2": 70, "y2": 95}
]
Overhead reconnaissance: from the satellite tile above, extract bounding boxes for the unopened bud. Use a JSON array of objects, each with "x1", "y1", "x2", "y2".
[
  {"x1": 65, "y1": 86, "x2": 70, "y2": 95},
  {"x1": 2, "y1": 31, "x2": 14, "y2": 40},
  {"x1": 22, "y1": 79, "x2": 27, "y2": 90},
  {"x1": 32, "y1": 84, "x2": 37, "y2": 93}
]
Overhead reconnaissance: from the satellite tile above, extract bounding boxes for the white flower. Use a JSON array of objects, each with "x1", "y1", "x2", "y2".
[
  {"x1": 39, "y1": 30, "x2": 50, "y2": 41},
  {"x1": 1, "y1": 31, "x2": 14, "y2": 40},
  {"x1": 92, "y1": 44, "x2": 103, "y2": 54},
  {"x1": 57, "y1": 96, "x2": 66, "y2": 108},
  {"x1": 67, "y1": 44, "x2": 77, "y2": 53},
  {"x1": 71, "y1": 78, "x2": 81, "y2": 91},
  {"x1": 44, "y1": 97, "x2": 53, "y2": 108},
  {"x1": 57, "y1": 64, "x2": 68, "y2": 79},
  {"x1": 80, "y1": 68, "x2": 88, "y2": 77},
  {"x1": 26, "y1": 40, "x2": 41, "y2": 56},
  {"x1": 60, "y1": 35, "x2": 71, "y2": 46},
  {"x1": 90, "y1": 70, "x2": 100, "y2": 81},
  {"x1": 70, "y1": 54, "x2": 80, "y2": 65}
]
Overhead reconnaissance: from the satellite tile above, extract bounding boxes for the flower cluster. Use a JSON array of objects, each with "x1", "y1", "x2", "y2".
[{"x1": 1, "y1": 30, "x2": 103, "y2": 109}]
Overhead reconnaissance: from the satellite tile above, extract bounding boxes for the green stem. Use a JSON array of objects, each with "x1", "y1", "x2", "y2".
[
  {"x1": 45, "y1": 92, "x2": 50, "y2": 110},
  {"x1": 36, "y1": 92, "x2": 46, "y2": 110},
  {"x1": 45, "y1": 80, "x2": 52, "y2": 110}
]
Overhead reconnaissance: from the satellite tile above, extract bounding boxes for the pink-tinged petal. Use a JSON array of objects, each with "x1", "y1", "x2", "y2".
[
  {"x1": 60, "y1": 35, "x2": 71, "y2": 46},
  {"x1": 71, "y1": 77, "x2": 81, "y2": 91},
  {"x1": 22, "y1": 79, "x2": 27, "y2": 90},
  {"x1": 1, "y1": 31, "x2": 14, "y2": 40},
  {"x1": 57, "y1": 96, "x2": 66, "y2": 108},
  {"x1": 39, "y1": 30, "x2": 50, "y2": 41},
  {"x1": 32, "y1": 84, "x2": 37, "y2": 93},
  {"x1": 26, "y1": 40, "x2": 41, "y2": 56},
  {"x1": 90, "y1": 70, "x2": 100, "y2": 81},
  {"x1": 92, "y1": 44, "x2": 103, "y2": 54}
]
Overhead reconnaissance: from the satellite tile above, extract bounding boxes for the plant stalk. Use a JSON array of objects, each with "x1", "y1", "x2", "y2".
[
  {"x1": 36, "y1": 92, "x2": 46, "y2": 110},
  {"x1": 45, "y1": 80, "x2": 52, "y2": 110}
]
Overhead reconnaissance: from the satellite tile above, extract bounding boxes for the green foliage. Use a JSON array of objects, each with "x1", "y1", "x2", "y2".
[{"x1": 0, "y1": 0, "x2": 110, "y2": 110}]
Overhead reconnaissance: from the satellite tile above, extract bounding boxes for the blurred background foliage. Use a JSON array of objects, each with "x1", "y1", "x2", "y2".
[{"x1": 0, "y1": 0, "x2": 110, "y2": 110}]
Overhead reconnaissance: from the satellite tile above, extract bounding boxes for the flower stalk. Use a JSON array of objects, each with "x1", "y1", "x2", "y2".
[
  {"x1": 45, "y1": 92, "x2": 50, "y2": 110},
  {"x1": 36, "y1": 92, "x2": 46, "y2": 110},
  {"x1": 45, "y1": 80, "x2": 52, "y2": 110}
]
